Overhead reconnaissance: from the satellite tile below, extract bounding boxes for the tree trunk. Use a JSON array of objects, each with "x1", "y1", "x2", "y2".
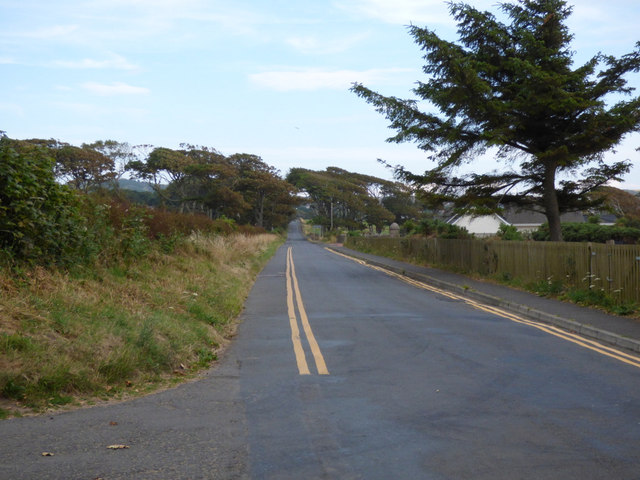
[
  {"x1": 256, "y1": 192, "x2": 265, "y2": 228},
  {"x1": 542, "y1": 163, "x2": 563, "y2": 242},
  {"x1": 330, "y1": 199, "x2": 334, "y2": 231}
]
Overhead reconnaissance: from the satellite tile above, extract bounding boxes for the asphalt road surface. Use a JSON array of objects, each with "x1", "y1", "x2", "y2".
[{"x1": 1, "y1": 221, "x2": 639, "y2": 479}]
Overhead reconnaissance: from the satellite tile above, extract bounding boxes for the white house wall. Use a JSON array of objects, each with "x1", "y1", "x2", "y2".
[{"x1": 453, "y1": 215, "x2": 504, "y2": 237}]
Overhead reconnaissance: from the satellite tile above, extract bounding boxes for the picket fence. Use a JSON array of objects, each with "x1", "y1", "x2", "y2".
[{"x1": 346, "y1": 236, "x2": 640, "y2": 304}]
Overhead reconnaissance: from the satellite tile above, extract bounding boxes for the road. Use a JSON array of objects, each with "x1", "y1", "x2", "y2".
[{"x1": 1, "y1": 221, "x2": 639, "y2": 479}]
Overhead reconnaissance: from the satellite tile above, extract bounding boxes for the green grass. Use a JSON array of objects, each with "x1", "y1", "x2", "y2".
[{"x1": 0, "y1": 233, "x2": 284, "y2": 415}]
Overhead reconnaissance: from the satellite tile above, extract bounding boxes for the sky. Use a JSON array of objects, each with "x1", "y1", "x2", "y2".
[{"x1": 2, "y1": 0, "x2": 640, "y2": 187}]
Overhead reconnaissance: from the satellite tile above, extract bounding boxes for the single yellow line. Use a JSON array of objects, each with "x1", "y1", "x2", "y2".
[
  {"x1": 286, "y1": 247, "x2": 310, "y2": 375},
  {"x1": 469, "y1": 301, "x2": 640, "y2": 368},
  {"x1": 326, "y1": 248, "x2": 640, "y2": 369},
  {"x1": 289, "y1": 248, "x2": 330, "y2": 375}
]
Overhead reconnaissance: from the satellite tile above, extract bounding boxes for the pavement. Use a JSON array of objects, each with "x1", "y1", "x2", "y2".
[{"x1": 327, "y1": 244, "x2": 640, "y2": 355}]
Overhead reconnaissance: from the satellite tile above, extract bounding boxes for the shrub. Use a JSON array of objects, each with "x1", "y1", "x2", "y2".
[
  {"x1": 0, "y1": 138, "x2": 89, "y2": 267},
  {"x1": 532, "y1": 222, "x2": 640, "y2": 243},
  {"x1": 402, "y1": 219, "x2": 417, "y2": 235},
  {"x1": 0, "y1": 135, "x2": 272, "y2": 268},
  {"x1": 497, "y1": 223, "x2": 523, "y2": 241},
  {"x1": 416, "y1": 218, "x2": 471, "y2": 239}
]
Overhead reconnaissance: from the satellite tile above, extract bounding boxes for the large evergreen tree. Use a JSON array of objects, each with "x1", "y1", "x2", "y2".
[{"x1": 352, "y1": 0, "x2": 640, "y2": 241}]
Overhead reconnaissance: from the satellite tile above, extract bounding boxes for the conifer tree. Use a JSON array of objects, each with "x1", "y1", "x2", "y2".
[{"x1": 352, "y1": 0, "x2": 640, "y2": 241}]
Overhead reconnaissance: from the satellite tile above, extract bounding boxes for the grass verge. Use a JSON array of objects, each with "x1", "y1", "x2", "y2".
[{"x1": 0, "y1": 233, "x2": 284, "y2": 417}]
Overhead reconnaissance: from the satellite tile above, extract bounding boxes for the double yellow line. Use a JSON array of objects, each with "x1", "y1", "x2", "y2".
[
  {"x1": 286, "y1": 247, "x2": 329, "y2": 375},
  {"x1": 328, "y1": 248, "x2": 640, "y2": 370}
]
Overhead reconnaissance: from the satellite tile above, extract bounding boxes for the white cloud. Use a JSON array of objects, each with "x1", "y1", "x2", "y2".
[
  {"x1": 52, "y1": 101, "x2": 148, "y2": 118},
  {"x1": 20, "y1": 24, "x2": 79, "y2": 39},
  {"x1": 286, "y1": 32, "x2": 370, "y2": 55},
  {"x1": 0, "y1": 103, "x2": 25, "y2": 117},
  {"x1": 569, "y1": 2, "x2": 640, "y2": 51},
  {"x1": 249, "y1": 67, "x2": 414, "y2": 91},
  {"x1": 81, "y1": 82, "x2": 150, "y2": 96},
  {"x1": 333, "y1": 0, "x2": 458, "y2": 25},
  {"x1": 53, "y1": 53, "x2": 139, "y2": 71}
]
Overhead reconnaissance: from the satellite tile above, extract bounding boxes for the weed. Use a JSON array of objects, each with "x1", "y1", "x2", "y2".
[
  {"x1": 195, "y1": 347, "x2": 218, "y2": 367},
  {"x1": 1, "y1": 376, "x2": 26, "y2": 400},
  {"x1": 563, "y1": 288, "x2": 638, "y2": 316},
  {"x1": 98, "y1": 353, "x2": 136, "y2": 384},
  {"x1": 188, "y1": 303, "x2": 219, "y2": 326},
  {"x1": 612, "y1": 302, "x2": 638, "y2": 316},
  {"x1": 499, "y1": 272, "x2": 513, "y2": 282},
  {"x1": 0, "y1": 333, "x2": 35, "y2": 353},
  {"x1": 528, "y1": 276, "x2": 564, "y2": 297}
]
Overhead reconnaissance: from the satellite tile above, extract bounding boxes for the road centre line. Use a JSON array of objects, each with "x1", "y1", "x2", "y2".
[
  {"x1": 286, "y1": 247, "x2": 329, "y2": 375},
  {"x1": 286, "y1": 247, "x2": 310, "y2": 374},
  {"x1": 327, "y1": 248, "x2": 640, "y2": 369}
]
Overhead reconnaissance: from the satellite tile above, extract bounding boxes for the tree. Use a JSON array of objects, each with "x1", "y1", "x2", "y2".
[
  {"x1": 287, "y1": 167, "x2": 396, "y2": 230},
  {"x1": 381, "y1": 184, "x2": 423, "y2": 223},
  {"x1": 229, "y1": 153, "x2": 299, "y2": 229},
  {"x1": 127, "y1": 145, "x2": 298, "y2": 227},
  {"x1": 83, "y1": 140, "x2": 137, "y2": 186},
  {"x1": 128, "y1": 145, "x2": 247, "y2": 217},
  {"x1": 23, "y1": 138, "x2": 116, "y2": 192},
  {"x1": 352, "y1": 0, "x2": 640, "y2": 241},
  {"x1": 591, "y1": 186, "x2": 640, "y2": 222},
  {"x1": 54, "y1": 144, "x2": 116, "y2": 192}
]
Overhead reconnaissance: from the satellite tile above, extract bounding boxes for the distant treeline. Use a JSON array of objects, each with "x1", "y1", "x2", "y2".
[{"x1": 0, "y1": 133, "x2": 297, "y2": 268}]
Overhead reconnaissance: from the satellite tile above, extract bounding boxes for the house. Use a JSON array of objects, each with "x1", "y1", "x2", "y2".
[
  {"x1": 448, "y1": 206, "x2": 594, "y2": 237},
  {"x1": 503, "y1": 207, "x2": 585, "y2": 233},
  {"x1": 448, "y1": 212, "x2": 508, "y2": 237}
]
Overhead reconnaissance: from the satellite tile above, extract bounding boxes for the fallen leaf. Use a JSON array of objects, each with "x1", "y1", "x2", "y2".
[
  {"x1": 41, "y1": 452, "x2": 54, "y2": 457},
  {"x1": 109, "y1": 421, "x2": 118, "y2": 426},
  {"x1": 107, "y1": 444, "x2": 129, "y2": 450}
]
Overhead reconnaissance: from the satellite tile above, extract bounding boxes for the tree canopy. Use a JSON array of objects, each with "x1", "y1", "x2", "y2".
[
  {"x1": 24, "y1": 138, "x2": 116, "y2": 192},
  {"x1": 7, "y1": 133, "x2": 298, "y2": 231},
  {"x1": 352, "y1": 0, "x2": 640, "y2": 241},
  {"x1": 286, "y1": 167, "x2": 415, "y2": 230},
  {"x1": 128, "y1": 145, "x2": 298, "y2": 229}
]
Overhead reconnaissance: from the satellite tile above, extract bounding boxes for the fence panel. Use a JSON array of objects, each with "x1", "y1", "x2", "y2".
[{"x1": 345, "y1": 236, "x2": 640, "y2": 304}]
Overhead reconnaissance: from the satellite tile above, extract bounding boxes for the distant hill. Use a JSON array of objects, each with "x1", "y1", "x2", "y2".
[{"x1": 118, "y1": 178, "x2": 155, "y2": 192}]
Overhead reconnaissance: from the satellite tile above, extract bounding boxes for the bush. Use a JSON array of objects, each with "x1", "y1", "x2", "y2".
[
  {"x1": 402, "y1": 219, "x2": 417, "y2": 235},
  {"x1": 532, "y1": 222, "x2": 640, "y2": 243},
  {"x1": 497, "y1": 223, "x2": 523, "y2": 241},
  {"x1": 0, "y1": 135, "x2": 271, "y2": 268},
  {"x1": 416, "y1": 218, "x2": 471, "y2": 239},
  {"x1": 0, "y1": 138, "x2": 89, "y2": 267}
]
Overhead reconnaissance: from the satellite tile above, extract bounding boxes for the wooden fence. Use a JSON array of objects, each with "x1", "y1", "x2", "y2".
[{"x1": 346, "y1": 236, "x2": 640, "y2": 304}]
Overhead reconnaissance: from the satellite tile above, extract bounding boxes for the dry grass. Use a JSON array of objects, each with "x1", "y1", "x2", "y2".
[{"x1": 0, "y1": 233, "x2": 283, "y2": 417}]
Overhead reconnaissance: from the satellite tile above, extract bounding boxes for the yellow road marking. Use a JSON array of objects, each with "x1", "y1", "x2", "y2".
[
  {"x1": 286, "y1": 247, "x2": 310, "y2": 375},
  {"x1": 327, "y1": 248, "x2": 640, "y2": 369},
  {"x1": 286, "y1": 247, "x2": 329, "y2": 375}
]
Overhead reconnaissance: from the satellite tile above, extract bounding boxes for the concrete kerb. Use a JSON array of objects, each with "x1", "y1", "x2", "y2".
[{"x1": 326, "y1": 246, "x2": 640, "y2": 355}]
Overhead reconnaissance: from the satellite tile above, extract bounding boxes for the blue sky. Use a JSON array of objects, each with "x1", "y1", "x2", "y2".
[{"x1": 2, "y1": 0, "x2": 640, "y2": 186}]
